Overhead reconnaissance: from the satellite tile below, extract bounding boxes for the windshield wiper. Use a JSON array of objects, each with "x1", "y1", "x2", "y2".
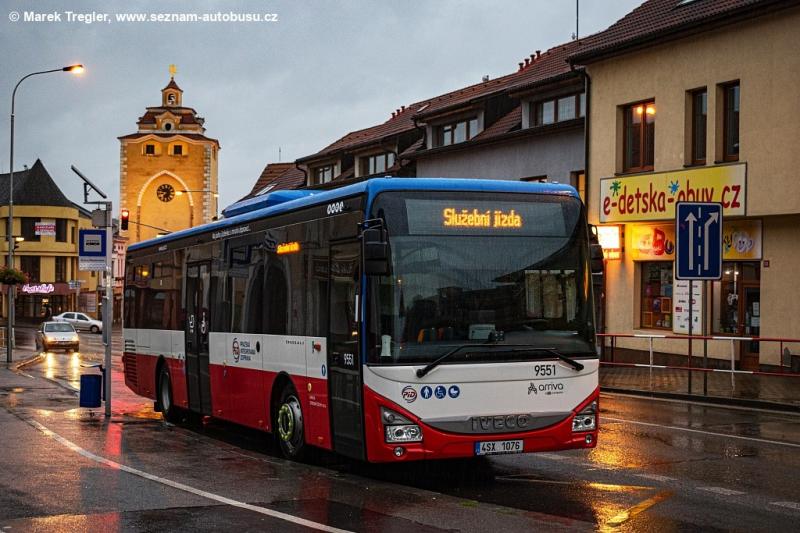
[{"x1": 415, "y1": 344, "x2": 585, "y2": 378}]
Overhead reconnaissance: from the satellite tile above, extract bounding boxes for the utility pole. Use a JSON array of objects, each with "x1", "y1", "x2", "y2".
[{"x1": 72, "y1": 165, "x2": 113, "y2": 417}]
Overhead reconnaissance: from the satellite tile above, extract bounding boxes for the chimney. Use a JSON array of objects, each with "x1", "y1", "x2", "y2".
[
  {"x1": 391, "y1": 112, "x2": 396, "y2": 118},
  {"x1": 401, "y1": 105, "x2": 406, "y2": 112},
  {"x1": 536, "y1": 50, "x2": 541, "y2": 59},
  {"x1": 530, "y1": 54, "x2": 536, "y2": 62},
  {"x1": 518, "y1": 62, "x2": 524, "y2": 71},
  {"x1": 482, "y1": 75, "x2": 490, "y2": 82},
  {"x1": 524, "y1": 58, "x2": 530, "y2": 67}
]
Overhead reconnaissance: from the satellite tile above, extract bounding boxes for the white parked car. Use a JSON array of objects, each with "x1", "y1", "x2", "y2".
[{"x1": 52, "y1": 312, "x2": 103, "y2": 334}]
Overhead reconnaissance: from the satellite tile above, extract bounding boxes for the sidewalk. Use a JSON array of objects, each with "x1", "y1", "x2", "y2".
[{"x1": 600, "y1": 366, "x2": 800, "y2": 410}]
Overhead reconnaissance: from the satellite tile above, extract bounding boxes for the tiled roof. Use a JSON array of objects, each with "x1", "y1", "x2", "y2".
[
  {"x1": 137, "y1": 107, "x2": 203, "y2": 125},
  {"x1": 470, "y1": 106, "x2": 522, "y2": 142},
  {"x1": 570, "y1": 0, "x2": 796, "y2": 63},
  {"x1": 0, "y1": 159, "x2": 76, "y2": 208},
  {"x1": 246, "y1": 163, "x2": 300, "y2": 197},
  {"x1": 117, "y1": 132, "x2": 220, "y2": 145},
  {"x1": 399, "y1": 137, "x2": 425, "y2": 158},
  {"x1": 300, "y1": 40, "x2": 580, "y2": 163}
]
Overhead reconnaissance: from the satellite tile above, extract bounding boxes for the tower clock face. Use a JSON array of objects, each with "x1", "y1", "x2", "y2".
[{"x1": 157, "y1": 184, "x2": 175, "y2": 202}]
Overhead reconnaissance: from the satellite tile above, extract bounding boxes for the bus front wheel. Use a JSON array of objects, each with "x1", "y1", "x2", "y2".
[
  {"x1": 158, "y1": 366, "x2": 181, "y2": 424},
  {"x1": 275, "y1": 385, "x2": 306, "y2": 460}
]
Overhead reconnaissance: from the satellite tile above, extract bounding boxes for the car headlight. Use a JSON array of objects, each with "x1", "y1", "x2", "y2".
[
  {"x1": 72, "y1": 335, "x2": 79, "y2": 342},
  {"x1": 381, "y1": 407, "x2": 423, "y2": 443},
  {"x1": 572, "y1": 401, "x2": 597, "y2": 432},
  {"x1": 44, "y1": 336, "x2": 54, "y2": 343}
]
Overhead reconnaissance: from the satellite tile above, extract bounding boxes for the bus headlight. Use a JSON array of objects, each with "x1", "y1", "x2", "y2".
[
  {"x1": 572, "y1": 401, "x2": 597, "y2": 432},
  {"x1": 385, "y1": 424, "x2": 423, "y2": 443},
  {"x1": 381, "y1": 407, "x2": 423, "y2": 443}
]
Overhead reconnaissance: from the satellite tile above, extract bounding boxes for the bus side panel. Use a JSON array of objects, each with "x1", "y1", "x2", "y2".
[
  {"x1": 304, "y1": 337, "x2": 331, "y2": 450},
  {"x1": 165, "y1": 356, "x2": 189, "y2": 409}
]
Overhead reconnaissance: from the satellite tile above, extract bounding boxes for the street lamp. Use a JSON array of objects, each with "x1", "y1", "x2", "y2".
[{"x1": 6, "y1": 64, "x2": 84, "y2": 363}]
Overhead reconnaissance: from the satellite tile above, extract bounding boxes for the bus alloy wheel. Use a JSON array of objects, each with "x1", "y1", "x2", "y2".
[{"x1": 276, "y1": 391, "x2": 305, "y2": 459}]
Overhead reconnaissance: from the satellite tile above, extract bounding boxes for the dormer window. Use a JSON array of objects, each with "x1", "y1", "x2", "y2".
[
  {"x1": 437, "y1": 117, "x2": 479, "y2": 147},
  {"x1": 531, "y1": 92, "x2": 585, "y2": 127},
  {"x1": 361, "y1": 152, "x2": 396, "y2": 175},
  {"x1": 314, "y1": 165, "x2": 334, "y2": 184}
]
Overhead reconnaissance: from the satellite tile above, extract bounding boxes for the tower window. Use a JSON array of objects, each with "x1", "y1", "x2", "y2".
[
  {"x1": 167, "y1": 93, "x2": 176, "y2": 105},
  {"x1": 145, "y1": 144, "x2": 156, "y2": 155},
  {"x1": 172, "y1": 144, "x2": 183, "y2": 156},
  {"x1": 164, "y1": 122, "x2": 173, "y2": 131}
]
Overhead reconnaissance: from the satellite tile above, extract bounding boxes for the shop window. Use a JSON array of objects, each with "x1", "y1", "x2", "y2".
[
  {"x1": 640, "y1": 262, "x2": 673, "y2": 329},
  {"x1": 623, "y1": 101, "x2": 655, "y2": 173},
  {"x1": 712, "y1": 261, "x2": 760, "y2": 335},
  {"x1": 691, "y1": 89, "x2": 707, "y2": 165}
]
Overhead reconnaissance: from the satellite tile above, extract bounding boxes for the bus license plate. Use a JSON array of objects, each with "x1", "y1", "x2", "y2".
[{"x1": 474, "y1": 439, "x2": 523, "y2": 456}]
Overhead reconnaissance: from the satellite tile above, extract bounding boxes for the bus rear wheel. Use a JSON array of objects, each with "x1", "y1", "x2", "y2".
[
  {"x1": 275, "y1": 385, "x2": 306, "y2": 460},
  {"x1": 158, "y1": 366, "x2": 181, "y2": 424}
]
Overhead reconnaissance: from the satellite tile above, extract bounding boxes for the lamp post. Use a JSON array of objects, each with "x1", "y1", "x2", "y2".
[
  {"x1": 176, "y1": 189, "x2": 220, "y2": 219},
  {"x1": 6, "y1": 64, "x2": 83, "y2": 363}
]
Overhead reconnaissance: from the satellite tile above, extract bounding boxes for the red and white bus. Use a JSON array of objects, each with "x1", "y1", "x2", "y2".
[{"x1": 123, "y1": 178, "x2": 599, "y2": 462}]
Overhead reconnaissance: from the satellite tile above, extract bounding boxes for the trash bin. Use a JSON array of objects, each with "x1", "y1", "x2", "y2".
[{"x1": 79, "y1": 374, "x2": 102, "y2": 408}]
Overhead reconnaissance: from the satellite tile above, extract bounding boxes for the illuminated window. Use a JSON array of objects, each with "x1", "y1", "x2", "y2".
[
  {"x1": 640, "y1": 262, "x2": 672, "y2": 329},
  {"x1": 623, "y1": 100, "x2": 655, "y2": 172}
]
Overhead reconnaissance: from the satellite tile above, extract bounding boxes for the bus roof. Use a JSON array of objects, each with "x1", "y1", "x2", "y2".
[{"x1": 128, "y1": 177, "x2": 579, "y2": 252}]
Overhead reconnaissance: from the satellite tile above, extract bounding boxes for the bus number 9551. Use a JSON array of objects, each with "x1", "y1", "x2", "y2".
[{"x1": 533, "y1": 364, "x2": 556, "y2": 377}]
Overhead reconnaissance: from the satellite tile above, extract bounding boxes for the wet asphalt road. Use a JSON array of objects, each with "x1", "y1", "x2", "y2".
[{"x1": 2, "y1": 332, "x2": 800, "y2": 531}]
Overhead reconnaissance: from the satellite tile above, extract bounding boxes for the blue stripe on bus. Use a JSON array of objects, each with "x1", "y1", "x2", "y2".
[{"x1": 128, "y1": 177, "x2": 579, "y2": 252}]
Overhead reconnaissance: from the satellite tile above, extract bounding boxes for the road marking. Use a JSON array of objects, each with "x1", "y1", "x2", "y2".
[
  {"x1": 601, "y1": 490, "x2": 672, "y2": 529},
  {"x1": 635, "y1": 473, "x2": 677, "y2": 483},
  {"x1": 603, "y1": 416, "x2": 800, "y2": 449},
  {"x1": 25, "y1": 419, "x2": 353, "y2": 533},
  {"x1": 771, "y1": 501, "x2": 800, "y2": 511},
  {"x1": 698, "y1": 486, "x2": 746, "y2": 496}
]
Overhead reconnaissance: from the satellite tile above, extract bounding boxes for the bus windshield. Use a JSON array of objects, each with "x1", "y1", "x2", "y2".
[{"x1": 367, "y1": 191, "x2": 596, "y2": 365}]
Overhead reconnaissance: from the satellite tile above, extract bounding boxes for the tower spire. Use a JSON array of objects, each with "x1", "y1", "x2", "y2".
[{"x1": 169, "y1": 64, "x2": 177, "y2": 79}]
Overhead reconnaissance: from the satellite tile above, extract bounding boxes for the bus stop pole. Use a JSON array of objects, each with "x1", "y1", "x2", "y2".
[{"x1": 103, "y1": 205, "x2": 112, "y2": 418}]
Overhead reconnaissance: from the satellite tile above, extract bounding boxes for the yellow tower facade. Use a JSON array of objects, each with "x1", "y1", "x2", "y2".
[{"x1": 119, "y1": 68, "x2": 220, "y2": 244}]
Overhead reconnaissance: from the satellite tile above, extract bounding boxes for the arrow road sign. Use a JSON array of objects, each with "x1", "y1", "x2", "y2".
[{"x1": 676, "y1": 202, "x2": 723, "y2": 280}]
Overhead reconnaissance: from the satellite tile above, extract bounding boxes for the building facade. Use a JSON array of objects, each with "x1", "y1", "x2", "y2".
[
  {"x1": 119, "y1": 72, "x2": 220, "y2": 244},
  {"x1": 0, "y1": 160, "x2": 99, "y2": 320},
  {"x1": 573, "y1": 0, "x2": 800, "y2": 369}
]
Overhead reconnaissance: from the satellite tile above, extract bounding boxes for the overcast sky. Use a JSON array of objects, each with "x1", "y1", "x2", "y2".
[{"x1": 0, "y1": 0, "x2": 642, "y2": 210}]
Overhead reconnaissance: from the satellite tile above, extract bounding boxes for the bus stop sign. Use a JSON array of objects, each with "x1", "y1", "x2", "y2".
[{"x1": 675, "y1": 202, "x2": 723, "y2": 280}]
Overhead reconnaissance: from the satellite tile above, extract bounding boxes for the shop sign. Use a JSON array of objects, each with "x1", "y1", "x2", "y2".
[
  {"x1": 629, "y1": 224, "x2": 675, "y2": 261},
  {"x1": 600, "y1": 163, "x2": 746, "y2": 222},
  {"x1": 722, "y1": 219, "x2": 762, "y2": 260},
  {"x1": 629, "y1": 220, "x2": 761, "y2": 261},
  {"x1": 21, "y1": 283, "x2": 55, "y2": 295},
  {"x1": 34, "y1": 222, "x2": 56, "y2": 236}
]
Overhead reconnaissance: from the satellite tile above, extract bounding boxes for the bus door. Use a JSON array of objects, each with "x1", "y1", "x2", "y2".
[
  {"x1": 327, "y1": 241, "x2": 365, "y2": 459},
  {"x1": 185, "y1": 262, "x2": 212, "y2": 415}
]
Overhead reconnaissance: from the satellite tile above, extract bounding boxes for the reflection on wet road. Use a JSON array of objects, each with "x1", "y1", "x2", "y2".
[{"x1": 5, "y1": 340, "x2": 800, "y2": 531}]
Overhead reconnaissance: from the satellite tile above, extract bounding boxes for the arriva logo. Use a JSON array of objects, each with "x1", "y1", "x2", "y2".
[
  {"x1": 232, "y1": 338, "x2": 241, "y2": 363},
  {"x1": 528, "y1": 382, "x2": 565, "y2": 396}
]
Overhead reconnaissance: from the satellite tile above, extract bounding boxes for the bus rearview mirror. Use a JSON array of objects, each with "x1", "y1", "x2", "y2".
[{"x1": 362, "y1": 227, "x2": 389, "y2": 276}]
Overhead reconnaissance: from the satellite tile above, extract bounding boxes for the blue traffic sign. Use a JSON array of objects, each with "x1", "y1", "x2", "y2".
[
  {"x1": 675, "y1": 202, "x2": 722, "y2": 280},
  {"x1": 79, "y1": 229, "x2": 106, "y2": 257}
]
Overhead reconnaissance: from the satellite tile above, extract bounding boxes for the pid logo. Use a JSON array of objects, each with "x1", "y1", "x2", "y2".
[{"x1": 401, "y1": 386, "x2": 417, "y2": 403}]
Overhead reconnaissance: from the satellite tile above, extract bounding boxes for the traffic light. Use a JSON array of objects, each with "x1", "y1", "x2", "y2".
[{"x1": 120, "y1": 209, "x2": 129, "y2": 231}]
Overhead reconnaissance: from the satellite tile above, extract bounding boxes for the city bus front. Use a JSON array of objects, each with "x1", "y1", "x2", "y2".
[{"x1": 362, "y1": 188, "x2": 598, "y2": 462}]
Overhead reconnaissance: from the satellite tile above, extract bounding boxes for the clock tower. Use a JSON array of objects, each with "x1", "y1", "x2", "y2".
[{"x1": 118, "y1": 66, "x2": 220, "y2": 243}]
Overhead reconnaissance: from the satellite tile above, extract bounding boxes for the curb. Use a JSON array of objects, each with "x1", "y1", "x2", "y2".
[
  {"x1": 602, "y1": 386, "x2": 800, "y2": 413},
  {"x1": 10, "y1": 353, "x2": 45, "y2": 372}
]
